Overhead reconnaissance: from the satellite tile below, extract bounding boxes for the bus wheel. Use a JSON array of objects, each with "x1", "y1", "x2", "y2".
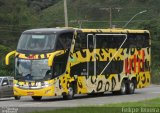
[
  {"x1": 14, "y1": 96, "x2": 21, "y2": 100},
  {"x1": 32, "y1": 96, "x2": 42, "y2": 101},
  {"x1": 116, "y1": 80, "x2": 127, "y2": 95},
  {"x1": 126, "y1": 80, "x2": 135, "y2": 94},
  {"x1": 63, "y1": 86, "x2": 74, "y2": 100}
]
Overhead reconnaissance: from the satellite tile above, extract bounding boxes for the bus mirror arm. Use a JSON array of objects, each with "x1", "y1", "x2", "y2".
[
  {"x1": 48, "y1": 51, "x2": 63, "y2": 67},
  {"x1": 5, "y1": 50, "x2": 16, "y2": 65}
]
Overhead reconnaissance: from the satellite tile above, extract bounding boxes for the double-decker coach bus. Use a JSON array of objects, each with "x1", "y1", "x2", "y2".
[{"x1": 5, "y1": 28, "x2": 151, "y2": 100}]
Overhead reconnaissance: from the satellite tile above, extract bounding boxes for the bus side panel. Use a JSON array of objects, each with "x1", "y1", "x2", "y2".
[
  {"x1": 70, "y1": 48, "x2": 122, "y2": 94},
  {"x1": 75, "y1": 48, "x2": 151, "y2": 91},
  {"x1": 69, "y1": 32, "x2": 151, "y2": 94},
  {"x1": 76, "y1": 74, "x2": 121, "y2": 94}
]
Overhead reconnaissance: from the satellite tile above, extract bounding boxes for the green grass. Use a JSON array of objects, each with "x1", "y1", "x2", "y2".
[
  {"x1": 31, "y1": 97, "x2": 160, "y2": 113},
  {"x1": 105, "y1": 98, "x2": 160, "y2": 107}
]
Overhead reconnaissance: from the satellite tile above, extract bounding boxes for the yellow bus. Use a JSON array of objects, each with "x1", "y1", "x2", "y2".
[{"x1": 5, "y1": 28, "x2": 151, "y2": 100}]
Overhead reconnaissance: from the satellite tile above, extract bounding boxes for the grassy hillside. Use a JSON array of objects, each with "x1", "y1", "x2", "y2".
[
  {"x1": 0, "y1": 0, "x2": 160, "y2": 83},
  {"x1": 39, "y1": 0, "x2": 160, "y2": 28}
]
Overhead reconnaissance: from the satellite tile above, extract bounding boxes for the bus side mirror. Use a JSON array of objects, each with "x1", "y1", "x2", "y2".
[
  {"x1": 5, "y1": 50, "x2": 16, "y2": 65},
  {"x1": 48, "y1": 51, "x2": 63, "y2": 67}
]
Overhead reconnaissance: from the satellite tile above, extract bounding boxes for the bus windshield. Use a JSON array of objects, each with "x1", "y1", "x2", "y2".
[
  {"x1": 15, "y1": 58, "x2": 51, "y2": 81},
  {"x1": 17, "y1": 34, "x2": 56, "y2": 52}
]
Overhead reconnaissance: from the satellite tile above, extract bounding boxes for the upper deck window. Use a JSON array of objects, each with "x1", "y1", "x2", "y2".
[
  {"x1": 17, "y1": 34, "x2": 56, "y2": 53},
  {"x1": 55, "y1": 33, "x2": 73, "y2": 50}
]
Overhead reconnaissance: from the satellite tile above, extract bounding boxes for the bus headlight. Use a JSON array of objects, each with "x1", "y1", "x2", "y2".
[
  {"x1": 41, "y1": 81, "x2": 50, "y2": 87},
  {"x1": 36, "y1": 82, "x2": 42, "y2": 87}
]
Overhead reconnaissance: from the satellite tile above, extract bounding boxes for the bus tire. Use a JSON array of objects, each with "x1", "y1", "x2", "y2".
[
  {"x1": 126, "y1": 80, "x2": 135, "y2": 94},
  {"x1": 112, "y1": 80, "x2": 127, "y2": 95},
  {"x1": 14, "y1": 96, "x2": 21, "y2": 100},
  {"x1": 32, "y1": 96, "x2": 42, "y2": 101},
  {"x1": 63, "y1": 85, "x2": 74, "y2": 100},
  {"x1": 119, "y1": 80, "x2": 127, "y2": 95}
]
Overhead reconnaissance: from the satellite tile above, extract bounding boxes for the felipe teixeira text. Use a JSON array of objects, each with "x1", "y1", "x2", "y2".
[{"x1": 122, "y1": 107, "x2": 160, "y2": 113}]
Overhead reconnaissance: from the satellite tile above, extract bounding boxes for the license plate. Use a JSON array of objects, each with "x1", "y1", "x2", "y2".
[{"x1": 27, "y1": 92, "x2": 34, "y2": 96}]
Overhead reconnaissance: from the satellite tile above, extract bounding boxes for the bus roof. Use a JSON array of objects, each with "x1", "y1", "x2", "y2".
[
  {"x1": 23, "y1": 28, "x2": 149, "y2": 34},
  {"x1": 78, "y1": 28, "x2": 149, "y2": 34},
  {"x1": 23, "y1": 28, "x2": 74, "y2": 34}
]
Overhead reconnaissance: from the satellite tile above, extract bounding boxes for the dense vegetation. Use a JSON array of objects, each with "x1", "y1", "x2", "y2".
[{"x1": 0, "y1": 0, "x2": 160, "y2": 83}]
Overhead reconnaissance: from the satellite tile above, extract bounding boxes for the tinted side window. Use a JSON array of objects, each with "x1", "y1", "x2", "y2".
[
  {"x1": 96, "y1": 61, "x2": 123, "y2": 75},
  {"x1": 124, "y1": 33, "x2": 150, "y2": 48},
  {"x1": 74, "y1": 33, "x2": 87, "y2": 51},
  {"x1": 96, "y1": 35, "x2": 126, "y2": 48},
  {"x1": 56, "y1": 33, "x2": 73, "y2": 50},
  {"x1": 96, "y1": 34, "x2": 125, "y2": 75}
]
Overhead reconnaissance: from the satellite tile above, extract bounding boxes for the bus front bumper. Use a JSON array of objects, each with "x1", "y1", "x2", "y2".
[{"x1": 14, "y1": 86, "x2": 54, "y2": 97}]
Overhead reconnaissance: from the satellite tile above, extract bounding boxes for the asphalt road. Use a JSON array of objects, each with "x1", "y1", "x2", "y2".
[{"x1": 0, "y1": 85, "x2": 160, "y2": 113}]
